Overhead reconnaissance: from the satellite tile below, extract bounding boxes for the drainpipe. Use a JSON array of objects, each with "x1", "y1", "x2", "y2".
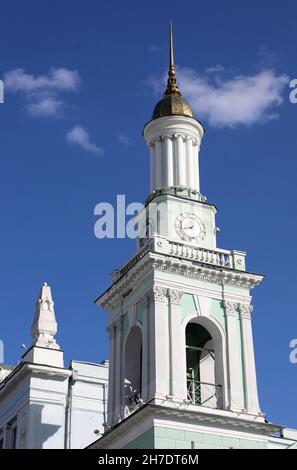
[{"x1": 64, "y1": 367, "x2": 77, "y2": 449}]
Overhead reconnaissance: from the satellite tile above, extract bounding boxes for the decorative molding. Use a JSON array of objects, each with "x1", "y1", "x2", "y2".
[
  {"x1": 114, "y1": 316, "x2": 123, "y2": 331},
  {"x1": 150, "y1": 286, "x2": 168, "y2": 302},
  {"x1": 223, "y1": 300, "x2": 238, "y2": 317},
  {"x1": 89, "y1": 403, "x2": 278, "y2": 449},
  {"x1": 168, "y1": 288, "x2": 183, "y2": 305},
  {"x1": 106, "y1": 324, "x2": 116, "y2": 339},
  {"x1": 238, "y1": 303, "x2": 253, "y2": 320},
  {"x1": 98, "y1": 250, "x2": 263, "y2": 311}
]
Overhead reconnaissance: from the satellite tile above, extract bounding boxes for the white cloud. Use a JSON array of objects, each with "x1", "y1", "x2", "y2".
[
  {"x1": 177, "y1": 67, "x2": 289, "y2": 127},
  {"x1": 4, "y1": 67, "x2": 80, "y2": 117},
  {"x1": 26, "y1": 96, "x2": 63, "y2": 117},
  {"x1": 4, "y1": 68, "x2": 80, "y2": 93},
  {"x1": 204, "y1": 64, "x2": 225, "y2": 74},
  {"x1": 66, "y1": 126, "x2": 103, "y2": 156},
  {"x1": 118, "y1": 133, "x2": 133, "y2": 146},
  {"x1": 151, "y1": 66, "x2": 288, "y2": 128}
]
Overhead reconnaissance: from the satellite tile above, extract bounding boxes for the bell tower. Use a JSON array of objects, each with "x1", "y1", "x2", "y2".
[{"x1": 92, "y1": 24, "x2": 279, "y2": 450}]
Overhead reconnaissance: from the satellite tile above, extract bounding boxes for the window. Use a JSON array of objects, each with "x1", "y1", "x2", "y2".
[
  {"x1": 186, "y1": 322, "x2": 221, "y2": 408},
  {"x1": 124, "y1": 326, "x2": 142, "y2": 409},
  {"x1": 6, "y1": 417, "x2": 18, "y2": 449},
  {"x1": 0, "y1": 427, "x2": 4, "y2": 449}
]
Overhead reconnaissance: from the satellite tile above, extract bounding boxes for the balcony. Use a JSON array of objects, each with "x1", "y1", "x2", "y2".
[{"x1": 110, "y1": 235, "x2": 246, "y2": 285}]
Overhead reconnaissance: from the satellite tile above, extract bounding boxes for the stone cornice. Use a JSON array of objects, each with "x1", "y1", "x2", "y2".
[
  {"x1": 0, "y1": 362, "x2": 71, "y2": 401},
  {"x1": 96, "y1": 251, "x2": 263, "y2": 311},
  {"x1": 88, "y1": 402, "x2": 282, "y2": 449}
]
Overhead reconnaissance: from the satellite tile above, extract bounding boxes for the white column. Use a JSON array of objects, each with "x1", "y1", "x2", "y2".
[
  {"x1": 154, "y1": 139, "x2": 162, "y2": 190},
  {"x1": 177, "y1": 135, "x2": 186, "y2": 186},
  {"x1": 186, "y1": 137, "x2": 194, "y2": 189},
  {"x1": 168, "y1": 289, "x2": 185, "y2": 401},
  {"x1": 193, "y1": 143, "x2": 199, "y2": 191},
  {"x1": 239, "y1": 303, "x2": 261, "y2": 415},
  {"x1": 107, "y1": 324, "x2": 116, "y2": 427},
  {"x1": 113, "y1": 317, "x2": 123, "y2": 423},
  {"x1": 148, "y1": 286, "x2": 169, "y2": 400},
  {"x1": 223, "y1": 301, "x2": 245, "y2": 412},
  {"x1": 164, "y1": 136, "x2": 173, "y2": 187},
  {"x1": 140, "y1": 295, "x2": 149, "y2": 402},
  {"x1": 149, "y1": 144, "x2": 155, "y2": 192},
  {"x1": 173, "y1": 135, "x2": 178, "y2": 186}
]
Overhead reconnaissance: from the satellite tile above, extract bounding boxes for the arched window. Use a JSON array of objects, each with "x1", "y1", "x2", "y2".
[
  {"x1": 124, "y1": 326, "x2": 142, "y2": 409},
  {"x1": 186, "y1": 322, "x2": 222, "y2": 408}
]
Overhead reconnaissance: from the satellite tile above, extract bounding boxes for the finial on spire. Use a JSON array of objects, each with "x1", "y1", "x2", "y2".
[{"x1": 164, "y1": 20, "x2": 181, "y2": 97}]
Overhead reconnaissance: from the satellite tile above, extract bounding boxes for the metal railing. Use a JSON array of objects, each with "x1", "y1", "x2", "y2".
[{"x1": 187, "y1": 379, "x2": 223, "y2": 409}]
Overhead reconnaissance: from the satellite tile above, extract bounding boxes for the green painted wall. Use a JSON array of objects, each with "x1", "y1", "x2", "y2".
[
  {"x1": 122, "y1": 425, "x2": 267, "y2": 449},
  {"x1": 209, "y1": 299, "x2": 225, "y2": 330},
  {"x1": 181, "y1": 294, "x2": 196, "y2": 321},
  {"x1": 181, "y1": 294, "x2": 226, "y2": 331},
  {"x1": 122, "y1": 428, "x2": 154, "y2": 449},
  {"x1": 135, "y1": 302, "x2": 143, "y2": 325},
  {"x1": 122, "y1": 312, "x2": 129, "y2": 336}
]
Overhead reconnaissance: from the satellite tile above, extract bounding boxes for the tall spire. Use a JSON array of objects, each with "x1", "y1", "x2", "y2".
[
  {"x1": 163, "y1": 20, "x2": 181, "y2": 97},
  {"x1": 31, "y1": 282, "x2": 60, "y2": 350}
]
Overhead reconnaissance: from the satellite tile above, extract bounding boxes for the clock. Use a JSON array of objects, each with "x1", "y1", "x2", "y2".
[{"x1": 175, "y1": 212, "x2": 206, "y2": 243}]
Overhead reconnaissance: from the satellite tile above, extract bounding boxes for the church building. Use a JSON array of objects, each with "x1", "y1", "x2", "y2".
[
  {"x1": 89, "y1": 25, "x2": 297, "y2": 450},
  {"x1": 0, "y1": 283, "x2": 108, "y2": 449}
]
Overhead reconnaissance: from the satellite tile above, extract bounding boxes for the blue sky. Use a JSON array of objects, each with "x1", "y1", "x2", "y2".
[{"x1": 0, "y1": 0, "x2": 297, "y2": 428}]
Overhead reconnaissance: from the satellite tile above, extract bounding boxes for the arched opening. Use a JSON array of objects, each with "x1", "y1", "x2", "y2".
[
  {"x1": 124, "y1": 326, "x2": 142, "y2": 409},
  {"x1": 186, "y1": 322, "x2": 222, "y2": 408}
]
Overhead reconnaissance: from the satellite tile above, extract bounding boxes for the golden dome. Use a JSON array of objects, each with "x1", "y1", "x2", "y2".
[
  {"x1": 151, "y1": 21, "x2": 195, "y2": 121},
  {"x1": 152, "y1": 94, "x2": 193, "y2": 120}
]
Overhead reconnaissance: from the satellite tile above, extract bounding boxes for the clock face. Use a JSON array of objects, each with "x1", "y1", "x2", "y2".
[{"x1": 175, "y1": 212, "x2": 206, "y2": 243}]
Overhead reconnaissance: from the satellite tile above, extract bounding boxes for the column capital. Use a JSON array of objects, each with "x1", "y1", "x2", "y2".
[
  {"x1": 238, "y1": 303, "x2": 253, "y2": 320},
  {"x1": 106, "y1": 324, "x2": 116, "y2": 338},
  {"x1": 149, "y1": 286, "x2": 168, "y2": 302},
  {"x1": 173, "y1": 132, "x2": 183, "y2": 139},
  {"x1": 108, "y1": 316, "x2": 123, "y2": 334},
  {"x1": 168, "y1": 289, "x2": 183, "y2": 305},
  {"x1": 222, "y1": 300, "x2": 238, "y2": 317},
  {"x1": 162, "y1": 134, "x2": 172, "y2": 141}
]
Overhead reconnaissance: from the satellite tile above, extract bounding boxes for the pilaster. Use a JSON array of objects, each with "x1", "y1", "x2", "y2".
[
  {"x1": 148, "y1": 286, "x2": 169, "y2": 400},
  {"x1": 223, "y1": 300, "x2": 244, "y2": 412},
  {"x1": 238, "y1": 303, "x2": 261, "y2": 415},
  {"x1": 168, "y1": 289, "x2": 185, "y2": 401}
]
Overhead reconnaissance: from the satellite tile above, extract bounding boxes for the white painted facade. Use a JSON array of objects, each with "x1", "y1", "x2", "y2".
[
  {"x1": 0, "y1": 284, "x2": 108, "y2": 449},
  {"x1": 144, "y1": 115, "x2": 203, "y2": 193}
]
